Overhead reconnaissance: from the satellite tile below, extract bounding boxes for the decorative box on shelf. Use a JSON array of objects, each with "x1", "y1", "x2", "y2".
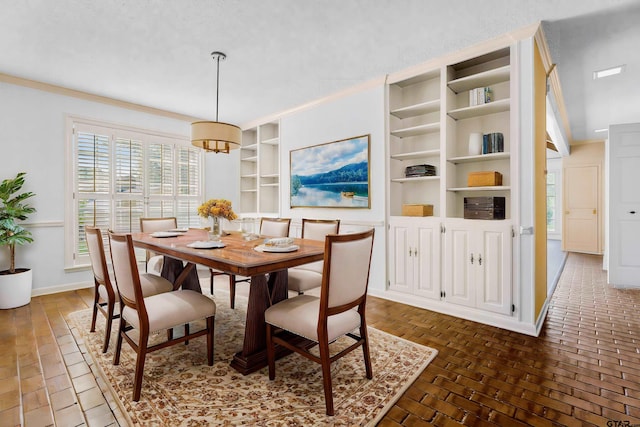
[
  {"x1": 468, "y1": 171, "x2": 503, "y2": 187},
  {"x1": 402, "y1": 204, "x2": 434, "y2": 217},
  {"x1": 464, "y1": 197, "x2": 505, "y2": 220}
]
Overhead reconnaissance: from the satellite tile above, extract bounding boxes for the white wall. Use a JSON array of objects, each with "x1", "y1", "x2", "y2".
[
  {"x1": 0, "y1": 81, "x2": 192, "y2": 293},
  {"x1": 278, "y1": 84, "x2": 387, "y2": 291}
]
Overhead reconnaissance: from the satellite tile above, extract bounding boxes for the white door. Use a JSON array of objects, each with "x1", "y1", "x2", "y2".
[
  {"x1": 414, "y1": 223, "x2": 441, "y2": 300},
  {"x1": 609, "y1": 123, "x2": 640, "y2": 287},
  {"x1": 476, "y1": 223, "x2": 512, "y2": 315},
  {"x1": 563, "y1": 165, "x2": 599, "y2": 253},
  {"x1": 443, "y1": 222, "x2": 475, "y2": 308},
  {"x1": 388, "y1": 221, "x2": 412, "y2": 293}
]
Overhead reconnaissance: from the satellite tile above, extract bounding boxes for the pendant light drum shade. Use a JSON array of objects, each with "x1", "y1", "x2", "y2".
[
  {"x1": 191, "y1": 121, "x2": 241, "y2": 153},
  {"x1": 192, "y1": 51, "x2": 241, "y2": 153}
]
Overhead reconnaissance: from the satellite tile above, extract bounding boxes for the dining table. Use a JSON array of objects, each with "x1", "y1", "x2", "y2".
[{"x1": 131, "y1": 228, "x2": 325, "y2": 375}]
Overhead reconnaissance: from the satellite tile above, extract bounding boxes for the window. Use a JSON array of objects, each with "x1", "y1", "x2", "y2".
[
  {"x1": 546, "y1": 171, "x2": 557, "y2": 233},
  {"x1": 67, "y1": 118, "x2": 203, "y2": 268}
]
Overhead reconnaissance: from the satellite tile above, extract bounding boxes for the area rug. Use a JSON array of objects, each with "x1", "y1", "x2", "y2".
[{"x1": 67, "y1": 292, "x2": 437, "y2": 426}]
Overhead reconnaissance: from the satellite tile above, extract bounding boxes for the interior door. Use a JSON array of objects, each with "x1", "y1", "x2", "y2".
[
  {"x1": 563, "y1": 165, "x2": 599, "y2": 253},
  {"x1": 609, "y1": 123, "x2": 640, "y2": 287}
]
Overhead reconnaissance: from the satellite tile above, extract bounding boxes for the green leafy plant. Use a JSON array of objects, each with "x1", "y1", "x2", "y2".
[{"x1": 0, "y1": 172, "x2": 36, "y2": 274}]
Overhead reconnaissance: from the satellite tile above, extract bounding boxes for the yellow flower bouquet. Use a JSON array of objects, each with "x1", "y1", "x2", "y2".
[
  {"x1": 197, "y1": 198, "x2": 238, "y2": 221},
  {"x1": 197, "y1": 199, "x2": 237, "y2": 238}
]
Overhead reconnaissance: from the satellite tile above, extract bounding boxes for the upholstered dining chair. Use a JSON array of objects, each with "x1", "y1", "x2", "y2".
[
  {"x1": 85, "y1": 226, "x2": 174, "y2": 353},
  {"x1": 108, "y1": 231, "x2": 217, "y2": 401},
  {"x1": 265, "y1": 228, "x2": 375, "y2": 416},
  {"x1": 259, "y1": 217, "x2": 291, "y2": 237},
  {"x1": 287, "y1": 219, "x2": 340, "y2": 295},
  {"x1": 219, "y1": 217, "x2": 292, "y2": 309},
  {"x1": 139, "y1": 217, "x2": 178, "y2": 275}
]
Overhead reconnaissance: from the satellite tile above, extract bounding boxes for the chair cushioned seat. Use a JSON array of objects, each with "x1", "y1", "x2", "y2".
[
  {"x1": 287, "y1": 267, "x2": 322, "y2": 293},
  {"x1": 265, "y1": 294, "x2": 360, "y2": 342},
  {"x1": 146, "y1": 255, "x2": 164, "y2": 276},
  {"x1": 122, "y1": 290, "x2": 216, "y2": 333},
  {"x1": 139, "y1": 273, "x2": 173, "y2": 296}
]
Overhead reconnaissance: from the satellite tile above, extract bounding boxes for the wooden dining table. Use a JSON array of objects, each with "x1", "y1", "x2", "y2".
[{"x1": 131, "y1": 228, "x2": 325, "y2": 375}]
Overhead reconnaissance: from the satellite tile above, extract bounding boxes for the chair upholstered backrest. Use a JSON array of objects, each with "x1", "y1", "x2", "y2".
[
  {"x1": 301, "y1": 219, "x2": 340, "y2": 241},
  {"x1": 260, "y1": 218, "x2": 291, "y2": 237},
  {"x1": 85, "y1": 226, "x2": 110, "y2": 287},
  {"x1": 139, "y1": 217, "x2": 177, "y2": 263},
  {"x1": 140, "y1": 217, "x2": 177, "y2": 233},
  {"x1": 322, "y1": 229, "x2": 375, "y2": 310},
  {"x1": 108, "y1": 233, "x2": 144, "y2": 309}
]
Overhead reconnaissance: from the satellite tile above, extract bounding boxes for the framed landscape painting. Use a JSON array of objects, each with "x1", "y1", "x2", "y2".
[{"x1": 290, "y1": 134, "x2": 370, "y2": 208}]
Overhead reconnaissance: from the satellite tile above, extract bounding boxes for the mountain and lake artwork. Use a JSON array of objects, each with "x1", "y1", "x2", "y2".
[{"x1": 290, "y1": 135, "x2": 370, "y2": 208}]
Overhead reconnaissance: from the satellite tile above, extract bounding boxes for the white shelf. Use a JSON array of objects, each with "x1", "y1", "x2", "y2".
[
  {"x1": 390, "y1": 99, "x2": 440, "y2": 119},
  {"x1": 447, "y1": 152, "x2": 510, "y2": 164},
  {"x1": 242, "y1": 143, "x2": 258, "y2": 151},
  {"x1": 448, "y1": 65, "x2": 511, "y2": 93},
  {"x1": 391, "y1": 149, "x2": 440, "y2": 161},
  {"x1": 447, "y1": 186, "x2": 510, "y2": 192},
  {"x1": 260, "y1": 173, "x2": 279, "y2": 178},
  {"x1": 261, "y1": 137, "x2": 279, "y2": 145},
  {"x1": 241, "y1": 174, "x2": 257, "y2": 178},
  {"x1": 242, "y1": 156, "x2": 258, "y2": 162},
  {"x1": 241, "y1": 189, "x2": 258, "y2": 193},
  {"x1": 448, "y1": 98, "x2": 510, "y2": 120},
  {"x1": 261, "y1": 183, "x2": 279, "y2": 187},
  {"x1": 390, "y1": 122, "x2": 440, "y2": 138},
  {"x1": 391, "y1": 176, "x2": 439, "y2": 183}
]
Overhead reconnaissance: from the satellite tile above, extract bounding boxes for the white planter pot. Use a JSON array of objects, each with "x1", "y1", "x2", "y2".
[{"x1": 0, "y1": 268, "x2": 33, "y2": 309}]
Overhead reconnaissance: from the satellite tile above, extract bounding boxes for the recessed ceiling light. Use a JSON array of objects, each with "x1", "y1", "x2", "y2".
[
  {"x1": 594, "y1": 128, "x2": 608, "y2": 133},
  {"x1": 593, "y1": 65, "x2": 625, "y2": 79}
]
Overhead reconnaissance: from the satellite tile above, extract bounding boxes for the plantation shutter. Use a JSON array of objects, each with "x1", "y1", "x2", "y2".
[
  {"x1": 147, "y1": 139, "x2": 175, "y2": 219},
  {"x1": 176, "y1": 145, "x2": 202, "y2": 228},
  {"x1": 70, "y1": 120, "x2": 203, "y2": 267},
  {"x1": 75, "y1": 128, "x2": 112, "y2": 259}
]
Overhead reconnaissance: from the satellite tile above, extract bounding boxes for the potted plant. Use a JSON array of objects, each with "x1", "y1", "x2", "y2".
[{"x1": 0, "y1": 172, "x2": 36, "y2": 309}]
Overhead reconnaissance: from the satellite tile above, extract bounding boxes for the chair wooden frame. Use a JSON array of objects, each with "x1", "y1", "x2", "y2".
[
  {"x1": 287, "y1": 218, "x2": 341, "y2": 294},
  {"x1": 108, "y1": 232, "x2": 215, "y2": 401},
  {"x1": 86, "y1": 226, "x2": 119, "y2": 353},
  {"x1": 266, "y1": 229, "x2": 375, "y2": 415}
]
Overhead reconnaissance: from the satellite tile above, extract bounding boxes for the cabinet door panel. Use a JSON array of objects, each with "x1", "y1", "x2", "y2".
[
  {"x1": 477, "y1": 227, "x2": 512, "y2": 315},
  {"x1": 415, "y1": 225, "x2": 441, "y2": 299},
  {"x1": 444, "y1": 227, "x2": 474, "y2": 307},
  {"x1": 388, "y1": 223, "x2": 413, "y2": 293}
]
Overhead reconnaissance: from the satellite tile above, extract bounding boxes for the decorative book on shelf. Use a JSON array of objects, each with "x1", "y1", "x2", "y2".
[
  {"x1": 405, "y1": 164, "x2": 436, "y2": 178},
  {"x1": 482, "y1": 132, "x2": 504, "y2": 154}
]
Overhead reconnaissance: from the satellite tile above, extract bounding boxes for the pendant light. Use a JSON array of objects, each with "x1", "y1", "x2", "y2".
[{"x1": 191, "y1": 51, "x2": 241, "y2": 153}]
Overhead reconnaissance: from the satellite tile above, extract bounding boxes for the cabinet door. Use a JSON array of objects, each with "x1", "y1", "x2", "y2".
[
  {"x1": 475, "y1": 223, "x2": 512, "y2": 315},
  {"x1": 388, "y1": 221, "x2": 413, "y2": 293},
  {"x1": 414, "y1": 223, "x2": 441, "y2": 299},
  {"x1": 443, "y1": 224, "x2": 475, "y2": 307}
]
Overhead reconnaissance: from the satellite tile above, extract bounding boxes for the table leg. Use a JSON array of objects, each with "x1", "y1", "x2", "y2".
[
  {"x1": 230, "y1": 269, "x2": 288, "y2": 375},
  {"x1": 160, "y1": 257, "x2": 201, "y2": 292}
]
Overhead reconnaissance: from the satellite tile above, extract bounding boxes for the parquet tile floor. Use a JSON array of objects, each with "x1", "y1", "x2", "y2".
[{"x1": 0, "y1": 252, "x2": 638, "y2": 426}]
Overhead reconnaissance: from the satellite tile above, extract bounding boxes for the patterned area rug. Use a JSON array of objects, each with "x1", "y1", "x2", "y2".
[{"x1": 67, "y1": 292, "x2": 436, "y2": 426}]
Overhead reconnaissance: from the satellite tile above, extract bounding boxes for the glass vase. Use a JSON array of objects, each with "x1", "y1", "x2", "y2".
[{"x1": 210, "y1": 216, "x2": 221, "y2": 241}]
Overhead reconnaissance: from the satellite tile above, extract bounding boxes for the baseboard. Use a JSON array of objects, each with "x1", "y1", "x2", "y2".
[{"x1": 32, "y1": 281, "x2": 93, "y2": 297}]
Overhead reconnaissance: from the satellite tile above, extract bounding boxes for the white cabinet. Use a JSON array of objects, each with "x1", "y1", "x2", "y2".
[
  {"x1": 240, "y1": 121, "x2": 280, "y2": 216},
  {"x1": 388, "y1": 217, "x2": 441, "y2": 300},
  {"x1": 443, "y1": 219, "x2": 512, "y2": 315}
]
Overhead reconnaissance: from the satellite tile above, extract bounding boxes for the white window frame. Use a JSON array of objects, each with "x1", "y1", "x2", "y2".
[{"x1": 64, "y1": 116, "x2": 204, "y2": 269}]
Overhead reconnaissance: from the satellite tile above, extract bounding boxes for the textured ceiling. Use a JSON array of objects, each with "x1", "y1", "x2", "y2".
[{"x1": 1, "y1": 0, "x2": 638, "y2": 141}]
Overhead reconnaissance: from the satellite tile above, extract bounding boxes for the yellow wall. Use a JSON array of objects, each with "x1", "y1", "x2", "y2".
[{"x1": 534, "y1": 41, "x2": 548, "y2": 319}]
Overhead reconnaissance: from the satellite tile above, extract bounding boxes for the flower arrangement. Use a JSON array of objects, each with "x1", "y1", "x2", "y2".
[{"x1": 197, "y1": 199, "x2": 237, "y2": 221}]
